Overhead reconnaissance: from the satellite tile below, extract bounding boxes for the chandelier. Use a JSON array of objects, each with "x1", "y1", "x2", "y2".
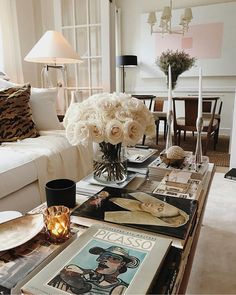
[{"x1": 147, "y1": 0, "x2": 193, "y2": 35}]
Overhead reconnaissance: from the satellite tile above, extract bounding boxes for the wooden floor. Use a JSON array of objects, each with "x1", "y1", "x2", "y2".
[{"x1": 145, "y1": 133, "x2": 230, "y2": 167}]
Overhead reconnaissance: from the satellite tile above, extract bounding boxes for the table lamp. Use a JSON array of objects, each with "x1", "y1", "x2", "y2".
[{"x1": 24, "y1": 30, "x2": 83, "y2": 110}]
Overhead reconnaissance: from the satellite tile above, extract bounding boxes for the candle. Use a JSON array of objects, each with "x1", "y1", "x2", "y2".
[
  {"x1": 198, "y1": 67, "x2": 202, "y2": 118},
  {"x1": 168, "y1": 65, "x2": 172, "y2": 113},
  {"x1": 44, "y1": 206, "x2": 71, "y2": 243}
]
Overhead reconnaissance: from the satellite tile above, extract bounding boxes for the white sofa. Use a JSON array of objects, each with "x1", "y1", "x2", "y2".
[{"x1": 0, "y1": 79, "x2": 93, "y2": 213}]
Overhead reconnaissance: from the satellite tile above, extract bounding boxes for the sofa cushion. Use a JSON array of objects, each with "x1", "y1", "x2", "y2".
[
  {"x1": 30, "y1": 88, "x2": 62, "y2": 131},
  {"x1": 0, "y1": 84, "x2": 38, "y2": 142},
  {"x1": 0, "y1": 149, "x2": 39, "y2": 199},
  {"x1": 0, "y1": 79, "x2": 62, "y2": 131}
]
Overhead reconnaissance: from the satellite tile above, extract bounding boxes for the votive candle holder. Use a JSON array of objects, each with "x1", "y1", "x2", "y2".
[{"x1": 43, "y1": 205, "x2": 71, "y2": 243}]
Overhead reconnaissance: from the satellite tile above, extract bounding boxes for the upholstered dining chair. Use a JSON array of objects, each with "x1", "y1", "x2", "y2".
[
  {"x1": 152, "y1": 98, "x2": 167, "y2": 145},
  {"x1": 172, "y1": 97, "x2": 220, "y2": 154}
]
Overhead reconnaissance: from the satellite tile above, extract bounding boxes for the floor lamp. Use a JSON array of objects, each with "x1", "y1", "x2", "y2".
[
  {"x1": 116, "y1": 55, "x2": 137, "y2": 93},
  {"x1": 24, "y1": 30, "x2": 83, "y2": 113}
]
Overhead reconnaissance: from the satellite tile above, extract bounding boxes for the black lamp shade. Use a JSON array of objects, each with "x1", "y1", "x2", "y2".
[{"x1": 116, "y1": 55, "x2": 138, "y2": 67}]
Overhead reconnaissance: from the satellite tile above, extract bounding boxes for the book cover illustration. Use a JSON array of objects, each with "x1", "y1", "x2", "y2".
[
  {"x1": 22, "y1": 225, "x2": 171, "y2": 295},
  {"x1": 72, "y1": 187, "x2": 197, "y2": 240}
]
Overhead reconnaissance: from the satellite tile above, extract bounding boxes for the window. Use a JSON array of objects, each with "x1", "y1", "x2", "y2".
[{"x1": 54, "y1": 0, "x2": 114, "y2": 102}]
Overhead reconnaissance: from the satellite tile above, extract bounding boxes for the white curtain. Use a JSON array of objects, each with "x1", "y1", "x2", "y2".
[{"x1": 0, "y1": 0, "x2": 24, "y2": 83}]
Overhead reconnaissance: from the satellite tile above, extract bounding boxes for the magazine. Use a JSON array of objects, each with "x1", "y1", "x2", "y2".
[
  {"x1": 21, "y1": 225, "x2": 172, "y2": 295},
  {"x1": 0, "y1": 229, "x2": 83, "y2": 295},
  {"x1": 71, "y1": 187, "x2": 198, "y2": 249},
  {"x1": 153, "y1": 171, "x2": 202, "y2": 200}
]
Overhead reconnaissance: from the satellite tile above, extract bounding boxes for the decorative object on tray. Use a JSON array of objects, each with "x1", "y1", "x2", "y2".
[
  {"x1": 156, "y1": 50, "x2": 196, "y2": 90},
  {"x1": 126, "y1": 147, "x2": 157, "y2": 163},
  {"x1": 21, "y1": 225, "x2": 172, "y2": 295},
  {"x1": 148, "y1": 152, "x2": 209, "y2": 181},
  {"x1": 83, "y1": 171, "x2": 137, "y2": 189},
  {"x1": 195, "y1": 67, "x2": 203, "y2": 171},
  {"x1": 64, "y1": 93, "x2": 155, "y2": 184},
  {"x1": 43, "y1": 206, "x2": 71, "y2": 244},
  {"x1": 71, "y1": 186, "x2": 198, "y2": 243},
  {"x1": 160, "y1": 146, "x2": 186, "y2": 168},
  {"x1": 0, "y1": 214, "x2": 44, "y2": 251}
]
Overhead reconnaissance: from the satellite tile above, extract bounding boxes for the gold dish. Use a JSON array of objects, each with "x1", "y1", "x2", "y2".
[{"x1": 0, "y1": 213, "x2": 44, "y2": 251}]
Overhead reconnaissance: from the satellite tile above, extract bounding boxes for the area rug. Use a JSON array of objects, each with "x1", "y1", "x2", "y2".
[
  {"x1": 144, "y1": 133, "x2": 230, "y2": 167},
  {"x1": 186, "y1": 172, "x2": 236, "y2": 294}
]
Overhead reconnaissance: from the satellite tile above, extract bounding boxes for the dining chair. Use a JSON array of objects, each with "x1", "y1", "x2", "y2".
[
  {"x1": 203, "y1": 100, "x2": 223, "y2": 147},
  {"x1": 131, "y1": 94, "x2": 156, "y2": 145},
  {"x1": 173, "y1": 97, "x2": 220, "y2": 154},
  {"x1": 152, "y1": 99, "x2": 167, "y2": 145}
]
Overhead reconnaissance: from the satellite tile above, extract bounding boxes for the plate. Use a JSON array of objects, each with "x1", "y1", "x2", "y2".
[
  {"x1": 127, "y1": 148, "x2": 158, "y2": 163},
  {"x1": 84, "y1": 172, "x2": 137, "y2": 189},
  {"x1": 0, "y1": 214, "x2": 44, "y2": 251},
  {"x1": 0, "y1": 211, "x2": 22, "y2": 224}
]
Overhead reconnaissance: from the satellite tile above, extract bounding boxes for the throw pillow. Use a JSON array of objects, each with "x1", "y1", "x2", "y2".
[
  {"x1": 0, "y1": 84, "x2": 39, "y2": 142},
  {"x1": 0, "y1": 78, "x2": 62, "y2": 131},
  {"x1": 30, "y1": 87, "x2": 62, "y2": 131}
]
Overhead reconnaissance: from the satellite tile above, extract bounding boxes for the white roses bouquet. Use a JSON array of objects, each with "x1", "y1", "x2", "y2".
[
  {"x1": 64, "y1": 92, "x2": 155, "y2": 147},
  {"x1": 64, "y1": 92, "x2": 155, "y2": 183}
]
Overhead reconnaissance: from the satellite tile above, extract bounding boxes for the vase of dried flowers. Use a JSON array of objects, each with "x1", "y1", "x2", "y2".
[{"x1": 156, "y1": 49, "x2": 196, "y2": 89}]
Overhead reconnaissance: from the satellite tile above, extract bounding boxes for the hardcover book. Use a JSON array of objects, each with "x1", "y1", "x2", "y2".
[
  {"x1": 71, "y1": 187, "x2": 198, "y2": 248},
  {"x1": 21, "y1": 225, "x2": 172, "y2": 295},
  {"x1": 224, "y1": 168, "x2": 236, "y2": 181}
]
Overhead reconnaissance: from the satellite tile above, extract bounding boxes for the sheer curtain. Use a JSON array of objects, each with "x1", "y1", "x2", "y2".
[{"x1": 0, "y1": 0, "x2": 24, "y2": 83}]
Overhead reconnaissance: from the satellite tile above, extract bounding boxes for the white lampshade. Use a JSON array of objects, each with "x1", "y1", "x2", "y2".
[
  {"x1": 147, "y1": 12, "x2": 157, "y2": 25},
  {"x1": 183, "y1": 8, "x2": 193, "y2": 21},
  {"x1": 24, "y1": 30, "x2": 82, "y2": 64},
  {"x1": 161, "y1": 6, "x2": 171, "y2": 20}
]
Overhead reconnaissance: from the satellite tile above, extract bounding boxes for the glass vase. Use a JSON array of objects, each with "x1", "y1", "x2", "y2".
[{"x1": 93, "y1": 142, "x2": 127, "y2": 184}]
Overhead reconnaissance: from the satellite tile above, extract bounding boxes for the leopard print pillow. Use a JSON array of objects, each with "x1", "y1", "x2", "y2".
[{"x1": 0, "y1": 84, "x2": 38, "y2": 142}]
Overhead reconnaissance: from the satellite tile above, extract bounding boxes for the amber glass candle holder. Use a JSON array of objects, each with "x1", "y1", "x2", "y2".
[{"x1": 43, "y1": 206, "x2": 71, "y2": 243}]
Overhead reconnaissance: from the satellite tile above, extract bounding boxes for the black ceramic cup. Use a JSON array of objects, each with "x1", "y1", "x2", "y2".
[{"x1": 45, "y1": 179, "x2": 76, "y2": 208}]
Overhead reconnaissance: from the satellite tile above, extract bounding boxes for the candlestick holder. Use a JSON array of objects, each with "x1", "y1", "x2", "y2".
[
  {"x1": 194, "y1": 116, "x2": 203, "y2": 171},
  {"x1": 165, "y1": 110, "x2": 173, "y2": 151},
  {"x1": 43, "y1": 205, "x2": 71, "y2": 244}
]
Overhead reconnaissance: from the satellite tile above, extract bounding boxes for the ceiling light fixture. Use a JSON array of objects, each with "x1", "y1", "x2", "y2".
[{"x1": 147, "y1": 0, "x2": 193, "y2": 35}]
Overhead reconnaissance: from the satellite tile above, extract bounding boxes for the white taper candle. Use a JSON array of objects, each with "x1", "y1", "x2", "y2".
[
  {"x1": 168, "y1": 65, "x2": 172, "y2": 112},
  {"x1": 198, "y1": 67, "x2": 202, "y2": 118}
]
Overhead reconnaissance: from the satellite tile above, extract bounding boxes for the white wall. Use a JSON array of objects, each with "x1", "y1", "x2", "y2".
[
  {"x1": 230, "y1": 91, "x2": 236, "y2": 167},
  {"x1": 115, "y1": 0, "x2": 236, "y2": 138}
]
